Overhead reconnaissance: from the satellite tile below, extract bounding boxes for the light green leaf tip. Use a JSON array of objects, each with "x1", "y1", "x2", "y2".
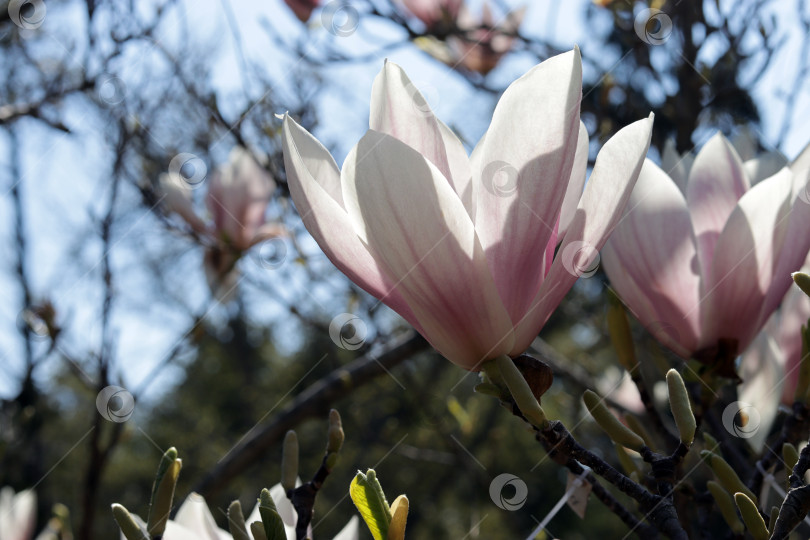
[{"x1": 350, "y1": 469, "x2": 392, "y2": 540}]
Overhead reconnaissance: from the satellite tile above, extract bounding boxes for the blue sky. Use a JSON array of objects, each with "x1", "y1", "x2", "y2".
[{"x1": 1, "y1": 0, "x2": 808, "y2": 402}]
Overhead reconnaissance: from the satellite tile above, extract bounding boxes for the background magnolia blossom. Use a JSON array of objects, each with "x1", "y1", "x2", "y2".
[
  {"x1": 282, "y1": 49, "x2": 653, "y2": 370},
  {"x1": 602, "y1": 133, "x2": 810, "y2": 364},
  {"x1": 0, "y1": 487, "x2": 36, "y2": 540}
]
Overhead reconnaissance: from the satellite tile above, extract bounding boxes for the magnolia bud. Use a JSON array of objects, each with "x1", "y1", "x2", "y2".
[
  {"x1": 583, "y1": 390, "x2": 644, "y2": 451},
  {"x1": 607, "y1": 291, "x2": 638, "y2": 372},
  {"x1": 227, "y1": 500, "x2": 250, "y2": 540},
  {"x1": 112, "y1": 504, "x2": 148, "y2": 540},
  {"x1": 769, "y1": 506, "x2": 780, "y2": 534},
  {"x1": 147, "y1": 449, "x2": 182, "y2": 536},
  {"x1": 706, "y1": 452, "x2": 757, "y2": 503},
  {"x1": 281, "y1": 430, "x2": 299, "y2": 493},
  {"x1": 792, "y1": 272, "x2": 810, "y2": 299},
  {"x1": 496, "y1": 356, "x2": 548, "y2": 428},
  {"x1": 258, "y1": 488, "x2": 286, "y2": 539},
  {"x1": 734, "y1": 492, "x2": 769, "y2": 540},
  {"x1": 706, "y1": 481, "x2": 744, "y2": 535},
  {"x1": 666, "y1": 369, "x2": 695, "y2": 446},
  {"x1": 327, "y1": 409, "x2": 345, "y2": 454}
]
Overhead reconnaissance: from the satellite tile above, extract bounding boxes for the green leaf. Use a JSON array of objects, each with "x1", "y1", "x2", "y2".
[
  {"x1": 258, "y1": 488, "x2": 287, "y2": 540},
  {"x1": 350, "y1": 469, "x2": 392, "y2": 540}
]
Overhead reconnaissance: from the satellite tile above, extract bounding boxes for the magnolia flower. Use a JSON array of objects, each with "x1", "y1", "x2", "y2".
[
  {"x1": 446, "y1": 3, "x2": 525, "y2": 75},
  {"x1": 160, "y1": 147, "x2": 283, "y2": 298},
  {"x1": 282, "y1": 48, "x2": 653, "y2": 370},
  {"x1": 284, "y1": 0, "x2": 321, "y2": 22},
  {"x1": 120, "y1": 485, "x2": 358, "y2": 540},
  {"x1": 0, "y1": 487, "x2": 36, "y2": 540},
  {"x1": 602, "y1": 134, "x2": 810, "y2": 366},
  {"x1": 401, "y1": 0, "x2": 462, "y2": 30}
]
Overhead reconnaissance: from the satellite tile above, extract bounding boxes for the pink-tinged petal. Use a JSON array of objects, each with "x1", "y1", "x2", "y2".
[
  {"x1": 744, "y1": 152, "x2": 787, "y2": 185},
  {"x1": 558, "y1": 121, "x2": 589, "y2": 239},
  {"x1": 370, "y1": 61, "x2": 454, "y2": 184},
  {"x1": 438, "y1": 119, "x2": 473, "y2": 213},
  {"x1": 660, "y1": 138, "x2": 691, "y2": 194},
  {"x1": 738, "y1": 331, "x2": 785, "y2": 452},
  {"x1": 206, "y1": 148, "x2": 275, "y2": 250},
  {"x1": 703, "y1": 168, "x2": 794, "y2": 352},
  {"x1": 511, "y1": 115, "x2": 654, "y2": 355},
  {"x1": 282, "y1": 116, "x2": 422, "y2": 331},
  {"x1": 159, "y1": 173, "x2": 208, "y2": 234},
  {"x1": 686, "y1": 133, "x2": 749, "y2": 281},
  {"x1": 760, "y1": 171, "x2": 810, "y2": 323},
  {"x1": 600, "y1": 159, "x2": 702, "y2": 357},
  {"x1": 775, "y1": 275, "x2": 810, "y2": 402},
  {"x1": 471, "y1": 48, "x2": 582, "y2": 324},
  {"x1": 342, "y1": 130, "x2": 513, "y2": 370}
]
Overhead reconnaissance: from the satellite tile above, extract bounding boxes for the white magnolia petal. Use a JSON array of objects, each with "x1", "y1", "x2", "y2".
[
  {"x1": 558, "y1": 121, "x2": 589, "y2": 239},
  {"x1": 738, "y1": 332, "x2": 785, "y2": 453},
  {"x1": 704, "y1": 168, "x2": 794, "y2": 352},
  {"x1": 661, "y1": 138, "x2": 690, "y2": 193},
  {"x1": 600, "y1": 158, "x2": 702, "y2": 357},
  {"x1": 471, "y1": 47, "x2": 582, "y2": 323},
  {"x1": 282, "y1": 116, "x2": 422, "y2": 331},
  {"x1": 343, "y1": 130, "x2": 513, "y2": 369},
  {"x1": 511, "y1": 115, "x2": 654, "y2": 355},
  {"x1": 744, "y1": 152, "x2": 788, "y2": 185},
  {"x1": 370, "y1": 61, "x2": 453, "y2": 182},
  {"x1": 686, "y1": 133, "x2": 749, "y2": 281}
]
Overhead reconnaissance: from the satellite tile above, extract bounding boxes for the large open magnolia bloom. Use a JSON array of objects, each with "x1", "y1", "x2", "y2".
[
  {"x1": 602, "y1": 134, "x2": 810, "y2": 365},
  {"x1": 0, "y1": 487, "x2": 36, "y2": 540},
  {"x1": 283, "y1": 48, "x2": 653, "y2": 370}
]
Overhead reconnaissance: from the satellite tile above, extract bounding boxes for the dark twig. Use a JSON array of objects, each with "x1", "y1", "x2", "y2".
[
  {"x1": 771, "y1": 444, "x2": 810, "y2": 539},
  {"x1": 195, "y1": 333, "x2": 430, "y2": 497}
]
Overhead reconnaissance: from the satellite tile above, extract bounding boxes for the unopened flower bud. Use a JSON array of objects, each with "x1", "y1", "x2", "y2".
[
  {"x1": 734, "y1": 492, "x2": 769, "y2": 540},
  {"x1": 706, "y1": 481, "x2": 744, "y2": 535},
  {"x1": 281, "y1": 431, "x2": 299, "y2": 493},
  {"x1": 666, "y1": 369, "x2": 695, "y2": 445},
  {"x1": 583, "y1": 390, "x2": 644, "y2": 451}
]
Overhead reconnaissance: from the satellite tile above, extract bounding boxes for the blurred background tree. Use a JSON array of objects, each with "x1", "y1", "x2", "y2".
[{"x1": 1, "y1": 0, "x2": 809, "y2": 537}]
